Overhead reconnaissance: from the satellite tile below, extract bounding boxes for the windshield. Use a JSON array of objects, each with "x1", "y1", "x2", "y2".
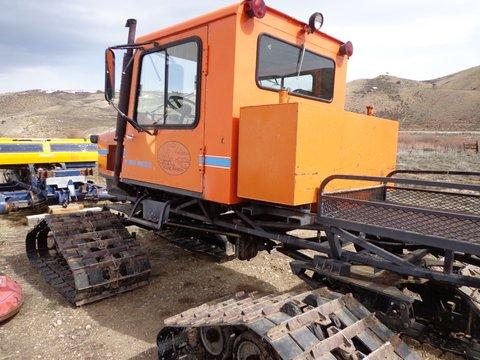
[
  {"x1": 136, "y1": 40, "x2": 200, "y2": 127},
  {"x1": 257, "y1": 35, "x2": 335, "y2": 101}
]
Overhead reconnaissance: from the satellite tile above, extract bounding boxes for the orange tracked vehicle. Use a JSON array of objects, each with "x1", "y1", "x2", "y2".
[{"x1": 27, "y1": 1, "x2": 480, "y2": 358}]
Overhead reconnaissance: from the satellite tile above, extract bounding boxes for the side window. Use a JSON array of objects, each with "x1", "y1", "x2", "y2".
[
  {"x1": 165, "y1": 42, "x2": 198, "y2": 125},
  {"x1": 283, "y1": 74, "x2": 313, "y2": 93},
  {"x1": 259, "y1": 74, "x2": 313, "y2": 93},
  {"x1": 136, "y1": 40, "x2": 200, "y2": 127},
  {"x1": 257, "y1": 35, "x2": 335, "y2": 101},
  {"x1": 137, "y1": 51, "x2": 166, "y2": 126}
]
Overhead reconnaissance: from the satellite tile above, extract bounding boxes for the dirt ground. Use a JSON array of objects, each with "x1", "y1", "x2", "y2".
[
  {"x1": 0, "y1": 150, "x2": 478, "y2": 360},
  {"x1": 0, "y1": 212, "x2": 308, "y2": 360}
]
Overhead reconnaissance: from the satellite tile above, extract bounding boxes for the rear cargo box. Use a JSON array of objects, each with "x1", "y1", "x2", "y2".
[{"x1": 237, "y1": 102, "x2": 398, "y2": 205}]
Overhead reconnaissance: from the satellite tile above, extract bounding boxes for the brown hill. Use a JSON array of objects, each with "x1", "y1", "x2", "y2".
[
  {"x1": 0, "y1": 66, "x2": 478, "y2": 138},
  {"x1": 0, "y1": 90, "x2": 116, "y2": 138},
  {"x1": 428, "y1": 66, "x2": 480, "y2": 91},
  {"x1": 346, "y1": 66, "x2": 480, "y2": 131}
]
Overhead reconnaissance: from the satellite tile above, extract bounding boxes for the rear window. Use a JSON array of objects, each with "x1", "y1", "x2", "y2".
[{"x1": 257, "y1": 35, "x2": 335, "y2": 101}]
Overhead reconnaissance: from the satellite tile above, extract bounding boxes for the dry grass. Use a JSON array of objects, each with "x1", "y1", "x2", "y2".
[{"x1": 399, "y1": 132, "x2": 480, "y2": 152}]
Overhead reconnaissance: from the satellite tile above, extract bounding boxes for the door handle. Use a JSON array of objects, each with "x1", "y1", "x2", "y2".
[{"x1": 125, "y1": 134, "x2": 135, "y2": 140}]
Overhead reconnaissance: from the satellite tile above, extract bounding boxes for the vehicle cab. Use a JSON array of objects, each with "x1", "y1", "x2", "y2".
[{"x1": 98, "y1": 0, "x2": 397, "y2": 207}]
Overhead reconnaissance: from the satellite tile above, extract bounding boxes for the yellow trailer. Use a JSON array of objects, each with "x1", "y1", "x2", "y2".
[
  {"x1": 0, "y1": 137, "x2": 106, "y2": 214},
  {"x1": 0, "y1": 138, "x2": 98, "y2": 166}
]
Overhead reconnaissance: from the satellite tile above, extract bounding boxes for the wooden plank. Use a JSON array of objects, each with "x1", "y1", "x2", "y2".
[
  {"x1": 26, "y1": 213, "x2": 47, "y2": 227},
  {"x1": 26, "y1": 207, "x2": 103, "y2": 226},
  {"x1": 48, "y1": 203, "x2": 85, "y2": 214}
]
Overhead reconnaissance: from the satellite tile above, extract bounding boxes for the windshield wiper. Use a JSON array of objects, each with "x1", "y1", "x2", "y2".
[{"x1": 296, "y1": 44, "x2": 306, "y2": 79}]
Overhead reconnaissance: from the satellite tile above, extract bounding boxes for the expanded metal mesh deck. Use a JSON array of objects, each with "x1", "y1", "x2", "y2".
[{"x1": 318, "y1": 175, "x2": 480, "y2": 252}]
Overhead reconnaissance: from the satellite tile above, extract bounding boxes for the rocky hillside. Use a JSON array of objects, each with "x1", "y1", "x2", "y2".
[
  {"x1": 0, "y1": 66, "x2": 478, "y2": 138},
  {"x1": 346, "y1": 66, "x2": 480, "y2": 131}
]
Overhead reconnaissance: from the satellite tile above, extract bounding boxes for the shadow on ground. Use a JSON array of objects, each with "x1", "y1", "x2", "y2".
[{"x1": 1, "y1": 207, "x2": 46, "y2": 226}]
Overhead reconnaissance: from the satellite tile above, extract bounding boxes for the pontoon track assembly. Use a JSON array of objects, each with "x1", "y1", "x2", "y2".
[
  {"x1": 26, "y1": 211, "x2": 151, "y2": 305},
  {"x1": 157, "y1": 288, "x2": 419, "y2": 359}
]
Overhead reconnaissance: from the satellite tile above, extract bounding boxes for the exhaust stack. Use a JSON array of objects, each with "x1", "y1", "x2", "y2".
[{"x1": 112, "y1": 18, "x2": 137, "y2": 189}]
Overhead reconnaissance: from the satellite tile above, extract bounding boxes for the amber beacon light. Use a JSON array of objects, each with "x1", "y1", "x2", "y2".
[{"x1": 245, "y1": 0, "x2": 267, "y2": 18}]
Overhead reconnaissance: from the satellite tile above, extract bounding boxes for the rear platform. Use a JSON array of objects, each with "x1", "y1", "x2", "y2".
[{"x1": 317, "y1": 171, "x2": 480, "y2": 286}]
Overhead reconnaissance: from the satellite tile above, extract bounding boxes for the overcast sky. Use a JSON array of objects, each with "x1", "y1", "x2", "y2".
[{"x1": 0, "y1": 0, "x2": 479, "y2": 93}]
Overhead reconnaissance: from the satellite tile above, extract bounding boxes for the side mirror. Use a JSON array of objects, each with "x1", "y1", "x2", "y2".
[{"x1": 105, "y1": 49, "x2": 115, "y2": 102}]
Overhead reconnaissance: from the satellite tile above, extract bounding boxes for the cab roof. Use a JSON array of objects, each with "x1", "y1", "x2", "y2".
[{"x1": 136, "y1": 2, "x2": 344, "y2": 45}]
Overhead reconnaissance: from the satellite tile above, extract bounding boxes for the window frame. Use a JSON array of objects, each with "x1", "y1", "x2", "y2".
[
  {"x1": 255, "y1": 34, "x2": 336, "y2": 103},
  {"x1": 134, "y1": 36, "x2": 203, "y2": 129}
]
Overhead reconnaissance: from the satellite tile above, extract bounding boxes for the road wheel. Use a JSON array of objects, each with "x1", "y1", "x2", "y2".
[
  {"x1": 200, "y1": 326, "x2": 225, "y2": 356},
  {"x1": 233, "y1": 331, "x2": 274, "y2": 360}
]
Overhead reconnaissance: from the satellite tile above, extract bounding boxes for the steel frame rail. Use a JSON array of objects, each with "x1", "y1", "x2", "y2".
[{"x1": 316, "y1": 174, "x2": 480, "y2": 288}]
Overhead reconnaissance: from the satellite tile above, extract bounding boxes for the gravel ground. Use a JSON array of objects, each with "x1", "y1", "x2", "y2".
[{"x1": 1, "y1": 150, "x2": 478, "y2": 359}]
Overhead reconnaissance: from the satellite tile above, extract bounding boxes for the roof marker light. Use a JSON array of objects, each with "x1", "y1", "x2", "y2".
[
  {"x1": 339, "y1": 41, "x2": 354, "y2": 57},
  {"x1": 245, "y1": 0, "x2": 267, "y2": 19}
]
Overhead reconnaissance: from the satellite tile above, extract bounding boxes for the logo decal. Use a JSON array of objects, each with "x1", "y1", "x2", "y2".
[{"x1": 157, "y1": 141, "x2": 191, "y2": 175}]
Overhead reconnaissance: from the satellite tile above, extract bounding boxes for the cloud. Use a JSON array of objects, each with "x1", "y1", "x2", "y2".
[
  {"x1": 0, "y1": 0, "x2": 235, "y2": 91},
  {"x1": 336, "y1": 11, "x2": 480, "y2": 80},
  {"x1": 0, "y1": 0, "x2": 479, "y2": 92}
]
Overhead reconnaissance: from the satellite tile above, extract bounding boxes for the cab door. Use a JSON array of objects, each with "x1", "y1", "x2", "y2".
[{"x1": 121, "y1": 27, "x2": 207, "y2": 195}]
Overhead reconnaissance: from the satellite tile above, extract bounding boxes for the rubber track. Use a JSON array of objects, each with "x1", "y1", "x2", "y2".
[
  {"x1": 157, "y1": 288, "x2": 419, "y2": 359},
  {"x1": 26, "y1": 211, "x2": 151, "y2": 306}
]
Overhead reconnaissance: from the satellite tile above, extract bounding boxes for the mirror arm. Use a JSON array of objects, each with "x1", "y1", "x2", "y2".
[
  {"x1": 108, "y1": 100, "x2": 154, "y2": 136},
  {"x1": 109, "y1": 43, "x2": 148, "y2": 51}
]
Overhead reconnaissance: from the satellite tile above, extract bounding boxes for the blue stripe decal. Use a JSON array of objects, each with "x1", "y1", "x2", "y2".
[
  {"x1": 98, "y1": 149, "x2": 109, "y2": 156},
  {"x1": 200, "y1": 156, "x2": 231, "y2": 169},
  {"x1": 125, "y1": 159, "x2": 152, "y2": 169}
]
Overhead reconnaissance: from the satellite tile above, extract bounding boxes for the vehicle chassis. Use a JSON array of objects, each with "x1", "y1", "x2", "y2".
[{"x1": 112, "y1": 170, "x2": 480, "y2": 349}]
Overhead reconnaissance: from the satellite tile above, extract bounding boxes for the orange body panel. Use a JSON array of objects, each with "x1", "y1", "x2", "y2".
[
  {"x1": 121, "y1": 26, "x2": 208, "y2": 194},
  {"x1": 97, "y1": 130, "x2": 114, "y2": 178},
  {"x1": 98, "y1": 2, "x2": 398, "y2": 206},
  {"x1": 202, "y1": 16, "x2": 238, "y2": 203},
  {"x1": 238, "y1": 102, "x2": 398, "y2": 205}
]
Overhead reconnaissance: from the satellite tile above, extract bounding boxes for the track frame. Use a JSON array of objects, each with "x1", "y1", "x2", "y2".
[
  {"x1": 108, "y1": 170, "x2": 480, "y2": 352},
  {"x1": 119, "y1": 171, "x2": 480, "y2": 290}
]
